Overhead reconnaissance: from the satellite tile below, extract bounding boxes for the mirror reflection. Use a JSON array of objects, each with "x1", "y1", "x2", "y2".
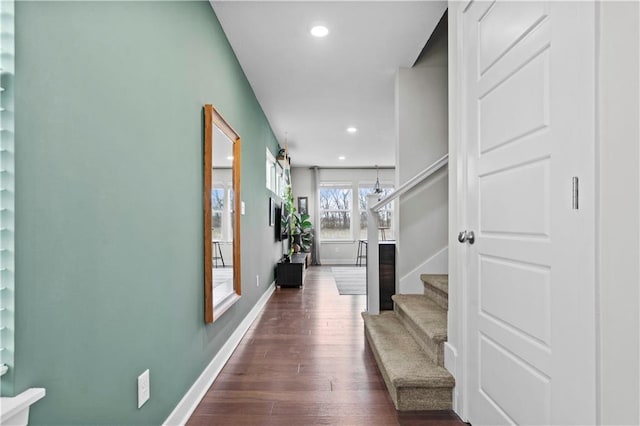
[
  {"x1": 211, "y1": 126, "x2": 235, "y2": 306},
  {"x1": 204, "y1": 104, "x2": 241, "y2": 323}
]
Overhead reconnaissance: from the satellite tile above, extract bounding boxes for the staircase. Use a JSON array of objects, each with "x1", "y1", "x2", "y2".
[{"x1": 362, "y1": 274, "x2": 453, "y2": 411}]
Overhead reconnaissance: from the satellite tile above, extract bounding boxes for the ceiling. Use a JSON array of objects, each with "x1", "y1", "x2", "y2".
[{"x1": 210, "y1": 1, "x2": 447, "y2": 168}]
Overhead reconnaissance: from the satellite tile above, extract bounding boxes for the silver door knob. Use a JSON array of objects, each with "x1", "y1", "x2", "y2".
[{"x1": 458, "y1": 230, "x2": 475, "y2": 244}]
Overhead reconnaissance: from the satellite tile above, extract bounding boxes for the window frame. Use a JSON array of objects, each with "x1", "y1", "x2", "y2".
[{"x1": 319, "y1": 183, "x2": 354, "y2": 241}]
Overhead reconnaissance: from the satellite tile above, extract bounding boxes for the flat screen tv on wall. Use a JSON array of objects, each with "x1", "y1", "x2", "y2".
[{"x1": 274, "y1": 205, "x2": 283, "y2": 241}]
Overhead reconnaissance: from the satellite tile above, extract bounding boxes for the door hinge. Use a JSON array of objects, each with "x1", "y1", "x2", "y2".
[{"x1": 572, "y1": 176, "x2": 579, "y2": 210}]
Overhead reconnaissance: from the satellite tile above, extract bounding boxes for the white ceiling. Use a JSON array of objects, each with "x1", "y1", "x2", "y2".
[{"x1": 211, "y1": 1, "x2": 447, "y2": 168}]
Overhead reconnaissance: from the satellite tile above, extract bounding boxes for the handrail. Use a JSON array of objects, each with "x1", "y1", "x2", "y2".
[{"x1": 371, "y1": 154, "x2": 448, "y2": 212}]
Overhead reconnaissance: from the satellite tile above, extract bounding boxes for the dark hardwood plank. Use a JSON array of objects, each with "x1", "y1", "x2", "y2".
[{"x1": 187, "y1": 267, "x2": 465, "y2": 426}]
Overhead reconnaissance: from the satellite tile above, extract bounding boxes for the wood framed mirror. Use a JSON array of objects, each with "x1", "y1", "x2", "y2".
[{"x1": 204, "y1": 104, "x2": 241, "y2": 323}]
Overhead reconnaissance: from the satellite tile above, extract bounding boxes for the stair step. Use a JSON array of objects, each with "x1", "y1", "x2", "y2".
[
  {"x1": 392, "y1": 294, "x2": 447, "y2": 366},
  {"x1": 420, "y1": 274, "x2": 448, "y2": 310},
  {"x1": 362, "y1": 311, "x2": 454, "y2": 411}
]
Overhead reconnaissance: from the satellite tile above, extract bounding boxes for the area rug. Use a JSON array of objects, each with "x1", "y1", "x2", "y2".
[{"x1": 331, "y1": 267, "x2": 367, "y2": 295}]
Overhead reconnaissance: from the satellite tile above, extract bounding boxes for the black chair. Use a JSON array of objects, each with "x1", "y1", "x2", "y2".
[{"x1": 213, "y1": 241, "x2": 225, "y2": 268}]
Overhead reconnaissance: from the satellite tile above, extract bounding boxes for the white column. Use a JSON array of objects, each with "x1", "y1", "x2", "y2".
[{"x1": 366, "y1": 194, "x2": 380, "y2": 314}]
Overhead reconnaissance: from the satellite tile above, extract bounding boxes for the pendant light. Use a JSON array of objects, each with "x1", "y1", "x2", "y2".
[{"x1": 373, "y1": 165, "x2": 382, "y2": 194}]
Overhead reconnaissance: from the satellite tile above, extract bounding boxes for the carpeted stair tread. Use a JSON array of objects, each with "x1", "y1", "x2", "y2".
[
  {"x1": 420, "y1": 274, "x2": 448, "y2": 294},
  {"x1": 392, "y1": 294, "x2": 447, "y2": 344},
  {"x1": 362, "y1": 311, "x2": 454, "y2": 388},
  {"x1": 362, "y1": 311, "x2": 454, "y2": 410}
]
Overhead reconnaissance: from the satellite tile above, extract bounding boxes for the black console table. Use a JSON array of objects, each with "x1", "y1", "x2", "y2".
[{"x1": 276, "y1": 253, "x2": 309, "y2": 288}]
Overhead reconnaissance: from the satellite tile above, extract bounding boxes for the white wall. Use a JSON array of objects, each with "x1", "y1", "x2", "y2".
[
  {"x1": 396, "y1": 15, "x2": 449, "y2": 294},
  {"x1": 597, "y1": 2, "x2": 640, "y2": 424},
  {"x1": 291, "y1": 167, "x2": 395, "y2": 265}
]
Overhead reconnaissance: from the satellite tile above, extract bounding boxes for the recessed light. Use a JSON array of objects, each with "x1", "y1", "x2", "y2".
[
  {"x1": 346, "y1": 127, "x2": 358, "y2": 134},
  {"x1": 226, "y1": 156, "x2": 234, "y2": 160},
  {"x1": 310, "y1": 25, "x2": 329, "y2": 37},
  {"x1": 338, "y1": 156, "x2": 346, "y2": 161}
]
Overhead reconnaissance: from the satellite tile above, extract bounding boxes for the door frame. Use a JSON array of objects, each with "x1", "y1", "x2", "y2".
[{"x1": 446, "y1": 0, "x2": 470, "y2": 420}]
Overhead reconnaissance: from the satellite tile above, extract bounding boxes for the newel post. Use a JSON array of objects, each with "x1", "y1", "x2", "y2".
[{"x1": 366, "y1": 194, "x2": 380, "y2": 314}]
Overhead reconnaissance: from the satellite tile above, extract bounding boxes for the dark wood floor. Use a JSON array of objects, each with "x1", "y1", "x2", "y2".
[{"x1": 187, "y1": 266, "x2": 465, "y2": 426}]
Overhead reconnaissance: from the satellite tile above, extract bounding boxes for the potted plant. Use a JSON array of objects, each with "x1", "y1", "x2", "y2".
[
  {"x1": 292, "y1": 211, "x2": 313, "y2": 252},
  {"x1": 282, "y1": 186, "x2": 314, "y2": 255}
]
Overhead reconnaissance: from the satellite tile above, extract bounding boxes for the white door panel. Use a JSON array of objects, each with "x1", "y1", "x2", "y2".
[
  {"x1": 477, "y1": 130, "x2": 551, "y2": 178},
  {"x1": 480, "y1": 256, "x2": 551, "y2": 344},
  {"x1": 479, "y1": 51, "x2": 549, "y2": 152},
  {"x1": 479, "y1": 159, "x2": 550, "y2": 236},
  {"x1": 480, "y1": 335, "x2": 551, "y2": 425},
  {"x1": 479, "y1": 237, "x2": 551, "y2": 266},
  {"x1": 478, "y1": 2, "x2": 548, "y2": 75},
  {"x1": 477, "y1": 18, "x2": 551, "y2": 98},
  {"x1": 462, "y1": 1, "x2": 596, "y2": 424},
  {"x1": 478, "y1": 314, "x2": 551, "y2": 374}
]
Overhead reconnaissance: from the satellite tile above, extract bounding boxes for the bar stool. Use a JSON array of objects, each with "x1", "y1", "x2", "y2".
[
  {"x1": 378, "y1": 227, "x2": 390, "y2": 241},
  {"x1": 356, "y1": 239, "x2": 368, "y2": 266},
  {"x1": 213, "y1": 241, "x2": 225, "y2": 268}
]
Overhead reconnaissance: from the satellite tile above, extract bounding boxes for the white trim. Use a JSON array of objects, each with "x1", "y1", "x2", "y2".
[
  {"x1": 444, "y1": 343, "x2": 461, "y2": 416},
  {"x1": 398, "y1": 246, "x2": 448, "y2": 294},
  {"x1": 594, "y1": 4, "x2": 602, "y2": 423},
  {"x1": 163, "y1": 282, "x2": 276, "y2": 426},
  {"x1": 448, "y1": 1, "x2": 468, "y2": 421},
  {"x1": 366, "y1": 193, "x2": 380, "y2": 314},
  {"x1": 322, "y1": 259, "x2": 358, "y2": 265},
  {"x1": 0, "y1": 388, "x2": 46, "y2": 426},
  {"x1": 0, "y1": 0, "x2": 16, "y2": 389},
  {"x1": 444, "y1": 342, "x2": 457, "y2": 379}
]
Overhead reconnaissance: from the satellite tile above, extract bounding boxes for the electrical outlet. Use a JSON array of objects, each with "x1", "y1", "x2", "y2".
[
  {"x1": 137, "y1": 369, "x2": 150, "y2": 408},
  {"x1": 256, "y1": 275, "x2": 260, "y2": 287}
]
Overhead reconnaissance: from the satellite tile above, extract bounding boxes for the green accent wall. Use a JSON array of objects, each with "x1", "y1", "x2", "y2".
[{"x1": 14, "y1": 2, "x2": 281, "y2": 423}]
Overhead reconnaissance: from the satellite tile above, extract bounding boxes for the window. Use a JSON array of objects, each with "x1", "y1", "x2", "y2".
[
  {"x1": 319, "y1": 184, "x2": 352, "y2": 240},
  {"x1": 266, "y1": 147, "x2": 289, "y2": 197},
  {"x1": 359, "y1": 185, "x2": 394, "y2": 240},
  {"x1": 266, "y1": 148, "x2": 276, "y2": 192},
  {"x1": 211, "y1": 186, "x2": 233, "y2": 242},
  {"x1": 211, "y1": 187, "x2": 224, "y2": 241},
  {"x1": 276, "y1": 162, "x2": 284, "y2": 197}
]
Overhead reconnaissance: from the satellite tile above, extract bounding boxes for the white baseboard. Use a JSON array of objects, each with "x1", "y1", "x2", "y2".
[
  {"x1": 444, "y1": 341, "x2": 457, "y2": 377},
  {"x1": 444, "y1": 343, "x2": 458, "y2": 413},
  {"x1": 444, "y1": 342, "x2": 465, "y2": 420},
  {"x1": 163, "y1": 282, "x2": 276, "y2": 426},
  {"x1": 398, "y1": 246, "x2": 448, "y2": 294},
  {"x1": 322, "y1": 259, "x2": 357, "y2": 265}
]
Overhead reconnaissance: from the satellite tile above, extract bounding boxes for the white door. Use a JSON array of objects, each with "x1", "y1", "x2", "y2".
[{"x1": 461, "y1": 1, "x2": 596, "y2": 424}]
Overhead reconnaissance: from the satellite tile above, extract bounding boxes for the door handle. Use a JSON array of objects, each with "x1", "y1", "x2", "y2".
[{"x1": 458, "y1": 230, "x2": 475, "y2": 245}]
